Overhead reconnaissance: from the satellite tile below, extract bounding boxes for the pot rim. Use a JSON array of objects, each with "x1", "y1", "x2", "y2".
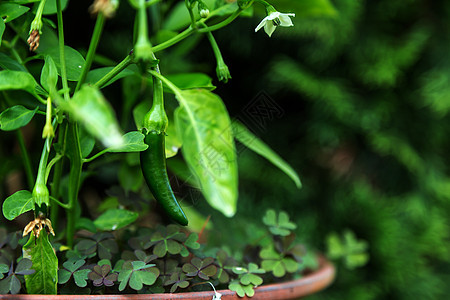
[{"x1": 4, "y1": 256, "x2": 335, "y2": 300}]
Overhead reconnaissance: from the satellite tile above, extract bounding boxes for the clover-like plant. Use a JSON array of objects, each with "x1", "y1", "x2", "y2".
[
  {"x1": 326, "y1": 230, "x2": 369, "y2": 270},
  {"x1": 262, "y1": 209, "x2": 297, "y2": 237},
  {"x1": 0, "y1": 259, "x2": 35, "y2": 295},
  {"x1": 117, "y1": 261, "x2": 159, "y2": 291},
  {"x1": 75, "y1": 233, "x2": 118, "y2": 260},
  {"x1": 58, "y1": 258, "x2": 90, "y2": 288},
  {"x1": 145, "y1": 225, "x2": 189, "y2": 258},
  {"x1": 88, "y1": 263, "x2": 118, "y2": 287},
  {"x1": 229, "y1": 263, "x2": 265, "y2": 297},
  {"x1": 182, "y1": 257, "x2": 217, "y2": 281},
  {"x1": 164, "y1": 271, "x2": 191, "y2": 293}
]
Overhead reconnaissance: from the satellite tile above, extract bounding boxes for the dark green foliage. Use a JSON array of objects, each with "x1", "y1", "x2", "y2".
[
  {"x1": 0, "y1": 258, "x2": 34, "y2": 294},
  {"x1": 209, "y1": 0, "x2": 450, "y2": 299},
  {"x1": 58, "y1": 259, "x2": 90, "y2": 287}
]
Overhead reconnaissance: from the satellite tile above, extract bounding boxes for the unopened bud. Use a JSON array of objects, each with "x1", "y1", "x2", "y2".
[
  {"x1": 27, "y1": 30, "x2": 40, "y2": 52},
  {"x1": 198, "y1": 1, "x2": 210, "y2": 18}
]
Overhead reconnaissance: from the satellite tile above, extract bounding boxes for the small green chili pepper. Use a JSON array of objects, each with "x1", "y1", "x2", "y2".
[{"x1": 140, "y1": 130, "x2": 188, "y2": 226}]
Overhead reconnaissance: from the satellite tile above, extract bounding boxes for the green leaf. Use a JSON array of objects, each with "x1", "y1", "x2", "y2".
[
  {"x1": 232, "y1": 121, "x2": 301, "y2": 188},
  {"x1": 262, "y1": 209, "x2": 297, "y2": 236},
  {"x1": 23, "y1": 230, "x2": 58, "y2": 295},
  {"x1": 2, "y1": 190, "x2": 33, "y2": 220},
  {"x1": 94, "y1": 209, "x2": 139, "y2": 231},
  {"x1": 0, "y1": 18, "x2": 5, "y2": 47},
  {"x1": 0, "y1": 264, "x2": 8, "y2": 280},
  {"x1": 86, "y1": 66, "x2": 136, "y2": 88},
  {"x1": 42, "y1": 0, "x2": 69, "y2": 15},
  {"x1": 0, "y1": 274, "x2": 21, "y2": 294},
  {"x1": 107, "y1": 131, "x2": 148, "y2": 153},
  {"x1": 67, "y1": 85, "x2": 123, "y2": 148},
  {"x1": 0, "y1": 105, "x2": 38, "y2": 131},
  {"x1": 165, "y1": 73, "x2": 215, "y2": 91},
  {"x1": 0, "y1": 70, "x2": 38, "y2": 95},
  {"x1": 43, "y1": 46, "x2": 85, "y2": 81},
  {"x1": 57, "y1": 269, "x2": 71, "y2": 284},
  {"x1": 174, "y1": 89, "x2": 238, "y2": 217},
  {"x1": 73, "y1": 269, "x2": 90, "y2": 287},
  {"x1": 0, "y1": 3, "x2": 30, "y2": 23},
  {"x1": 0, "y1": 53, "x2": 27, "y2": 72},
  {"x1": 40, "y1": 55, "x2": 58, "y2": 93}
]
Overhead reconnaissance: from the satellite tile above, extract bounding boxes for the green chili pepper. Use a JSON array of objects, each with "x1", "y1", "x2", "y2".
[{"x1": 140, "y1": 130, "x2": 188, "y2": 226}]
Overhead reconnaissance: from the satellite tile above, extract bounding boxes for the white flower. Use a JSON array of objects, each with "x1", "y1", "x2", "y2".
[{"x1": 255, "y1": 11, "x2": 295, "y2": 37}]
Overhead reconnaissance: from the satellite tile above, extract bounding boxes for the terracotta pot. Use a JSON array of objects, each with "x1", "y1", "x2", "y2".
[{"x1": 5, "y1": 256, "x2": 335, "y2": 300}]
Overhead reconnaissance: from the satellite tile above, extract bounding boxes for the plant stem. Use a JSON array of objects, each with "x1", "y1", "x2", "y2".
[
  {"x1": 93, "y1": 54, "x2": 134, "y2": 89},
  {"x1": 75, "y1": 13, "x2": 106, "y2": 92},
  {"x1": 185, "y1": 0, "x2": 197, "y2": 29},
  {"x1": 50, "y1": 122, "x2": 67, "y2": 227},
  {"x1": 66, "y1": 122, "x2": 83, "y2": 249},
  {"x1": 16, "y1": 129, "x2": 34, "y2": 189},
  {"x1": 56, "y1": 0, "x2": 70, "y2": 102},
  {"x1": 197, "y1": 9, "x2": 243, "y2": 33},
  {"x1": 151, "y1": 27, "x2": 195, "y2": 52}
]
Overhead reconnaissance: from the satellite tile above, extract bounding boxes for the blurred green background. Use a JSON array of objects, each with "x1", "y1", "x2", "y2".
[
  {"x1": 2, "y1": 0, "x2": 450, "y2": 299},
  {"x1": 206, "y1": 0, "x2": 450, "y2": 299}
]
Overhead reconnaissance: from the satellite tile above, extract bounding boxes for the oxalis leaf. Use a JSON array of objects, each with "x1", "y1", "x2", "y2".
[
  {"x1": 173, "y1": 88, "x2": 238, "y2": 217},
  {"x1": 23, "y1": 230, "x2": 58, "y2": 295},
  {"x1": 2, "y1": 190, "x2": 34, "y2": 220}
]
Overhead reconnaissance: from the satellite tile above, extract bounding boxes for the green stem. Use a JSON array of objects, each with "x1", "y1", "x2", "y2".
[
  {"x1": 185, "y1": 0, "x2": 197, "y2": 29},
  {"x1": 50, "y1": 121, "x2": 67, "y2": 227},
  {"x1": 93, "y1": 54, "x2": 134, "y2": 89},
  {"x1": 56, "y1": 0, "x2": 70, "y2": 101},
  {"x1": 16, "y1": 130, "x2": 34, "y2": 189},
  {"x1": 204, "y1": 25, "x2": 225, "y2": 65},
  {"x1": 151, "y1": 27, "x2": 195, "y2": 52},
  {"x1": 49, "y1": 196, "x2": 71, "y2": 209},
  {"x1": 66, "y1": 122, "x2": 83, "y2": 248},
  {"x1": 197, "y1": 9, "x2": 243, "y2": 33},
  {"x1": 75, "y1": 13, "x2": 106, "y2": 92},
  {"x1": 83, "y1": 149, "x2": 109, "y2": 163}
]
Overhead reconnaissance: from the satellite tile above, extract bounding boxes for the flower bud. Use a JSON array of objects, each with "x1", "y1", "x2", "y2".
[
  {"x1": 216, "y1": 60, "x2": 232, "y2": 83},
  {"x1": 198, "y1": 1, "x2": 210, "y2": 18}
]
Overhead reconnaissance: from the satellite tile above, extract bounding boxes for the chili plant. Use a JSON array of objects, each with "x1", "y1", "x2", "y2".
[{"x1": 0, "y1": 0, "x2": 305, "y2": 295}]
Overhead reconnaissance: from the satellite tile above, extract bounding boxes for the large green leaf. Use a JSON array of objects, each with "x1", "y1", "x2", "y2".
[
  {"x1": 42, "y1": 0, "x2": 69, "y2": 15},
  {"x1": 0, "y1": 70, "x2": 38, "y2": 95},
  {"x1": 0, "y1": 3, "x2": 30, "y2": 23},
  {"x1": 174, "y1": 89, "x2": 238, "y2": 217},
  {"x1": 2, "y1": 190, "x2": 33, "y2": 221},
  {"x1": 94, "y1": 209, "x2": 139, "y2": 231},
  {"x1": 165, "y1": 73, "x2": 215, "y2": 91},
  {"x1": 23, "y1": 230, "x2": 58, "y2": 295},
  {"x1": 40, "y1": 55, "x2": 58, "y2": 93},
  {"x1": 0, "y1": 105, "x2": 38, "y2": 131},
  {"x1": 66, "y1": 85, "x2": 123, "y2": 148},
  {"x1": 0, "y1": 53, "x2": 27, "y2": 72},
  {"x1": 0, "y1": 18, "x2": 4, "y2": 47},
  {"x1": 232, "y1": 121, "x2": 301, "y2": 188},
  {"x1": 43, "y1": 46, "x2": 85, "y2": 81}
]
